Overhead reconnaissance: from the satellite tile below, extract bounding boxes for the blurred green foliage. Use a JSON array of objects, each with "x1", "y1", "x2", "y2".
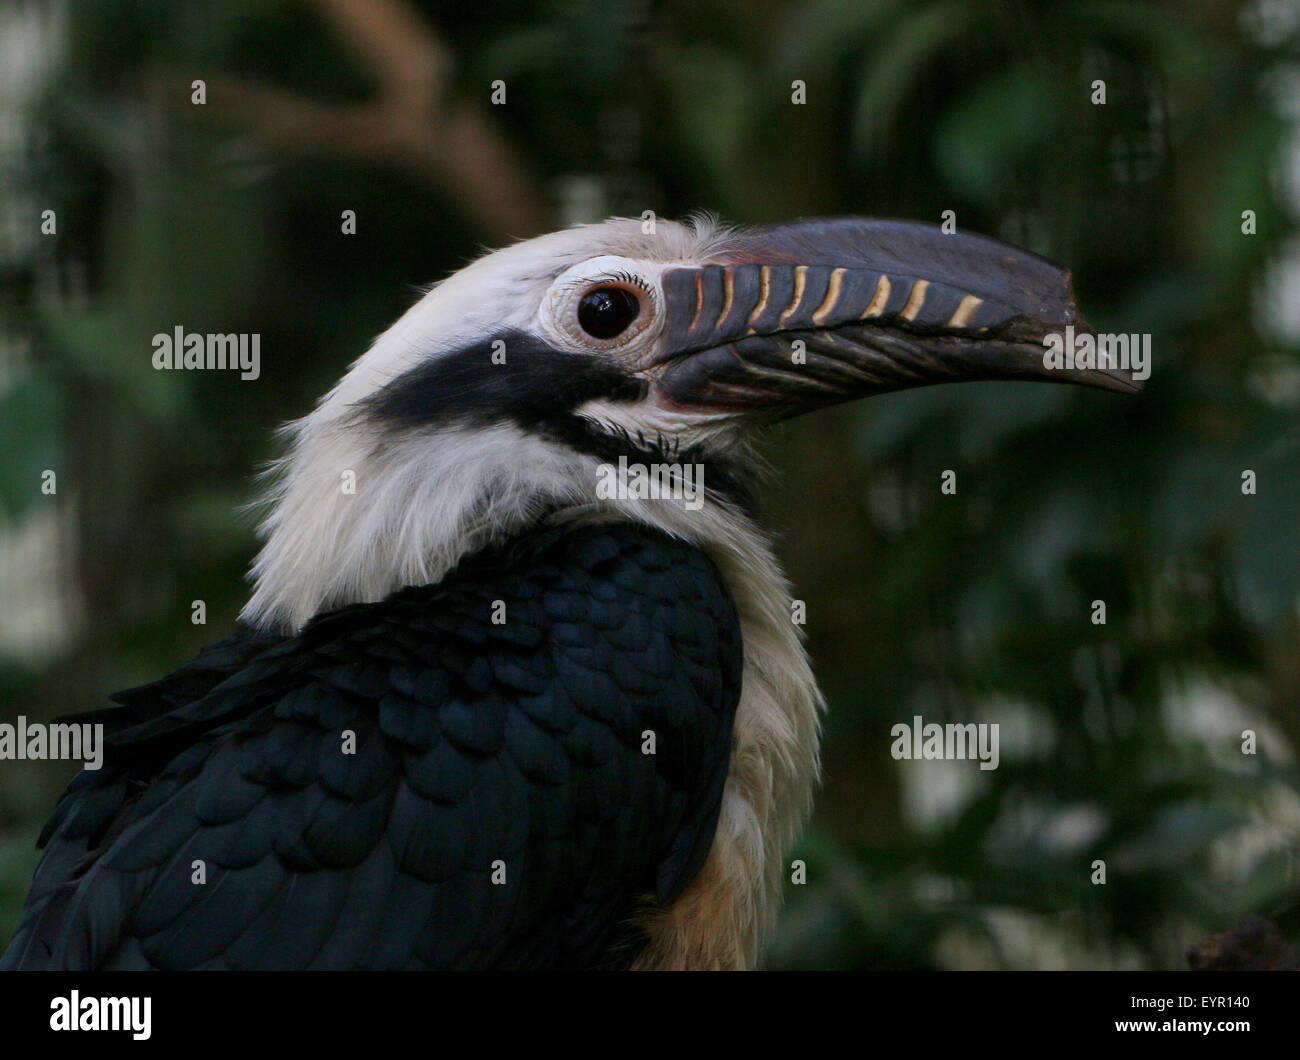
[{"x1": 1, "y1": 0, "x2": 1298, "y2": 968}]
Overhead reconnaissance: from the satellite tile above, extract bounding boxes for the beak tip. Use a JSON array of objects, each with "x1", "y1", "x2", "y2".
[
  {"x1": 1060, "y1": 362, "x2": 1144, "y2": 395},
  {"x1": 1039, "y1": 317, "x2": 1146, "y2": 396},
  {"x1": 1101, "y1": 372, "x2": 1145, "y2": 395}
]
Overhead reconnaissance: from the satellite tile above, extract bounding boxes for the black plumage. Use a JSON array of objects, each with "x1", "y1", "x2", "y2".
[{"x1": 1, "y1": 522, "x2": 742, "y2": 970}]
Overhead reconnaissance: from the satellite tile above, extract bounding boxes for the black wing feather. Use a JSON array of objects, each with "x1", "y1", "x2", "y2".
[{"x1": 1, "y1": 522, "x2": 741, "y2": 970}]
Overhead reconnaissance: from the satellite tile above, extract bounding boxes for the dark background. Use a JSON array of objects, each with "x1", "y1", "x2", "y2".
[{"x1": 1, "y1": 0, "x2": 1298, "y2": 969}]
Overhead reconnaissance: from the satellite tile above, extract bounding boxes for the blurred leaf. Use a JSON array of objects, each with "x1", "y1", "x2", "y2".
[
  {"x1": 850, "y1": 0, "x2": 973, "y2": 160},
  {"x1": 934, "y1": 68, "x2": 1055, "y2": 200},
  {"x1": 0, "y1": 373, "x2": 62, "y2": 519}
]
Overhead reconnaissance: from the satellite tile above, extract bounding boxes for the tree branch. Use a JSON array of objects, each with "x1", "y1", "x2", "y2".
[{"x1": 165, "y1": 0, "x2": 549, "y2": 242}]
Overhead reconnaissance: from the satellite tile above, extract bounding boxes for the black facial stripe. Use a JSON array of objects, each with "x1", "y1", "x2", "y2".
[
  {"x1": 359, "y1": 329, "x2": 755, "y2": 511},
  {"x1": 360, "y1": 329, "x2": 646, "y2": 434},
  {"x1": 541, "y1": 413, "x2": 756, "y2": 515}
]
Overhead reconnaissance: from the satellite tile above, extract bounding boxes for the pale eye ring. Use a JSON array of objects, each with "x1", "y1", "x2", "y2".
[{"x1": 577, "y1": 285, "x2": 642, "y2": 339}]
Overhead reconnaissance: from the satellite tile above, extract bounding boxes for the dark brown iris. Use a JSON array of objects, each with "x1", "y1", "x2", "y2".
[{"x1": 577, "y1": 286, "x2": 641, "y2": 339}]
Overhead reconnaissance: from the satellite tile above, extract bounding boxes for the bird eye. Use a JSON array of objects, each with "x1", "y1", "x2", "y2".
[{"x1": 577, "y1": 286, "x2": 642, "y2": 340}]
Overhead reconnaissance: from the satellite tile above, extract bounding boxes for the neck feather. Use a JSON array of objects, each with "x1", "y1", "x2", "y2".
[{"x1": 241, "y1": 413, "x2": 824, "y2": 970}]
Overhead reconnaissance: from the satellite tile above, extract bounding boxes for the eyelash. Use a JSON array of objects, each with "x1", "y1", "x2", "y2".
[
  {"x1": 610, "y1": 270, "x2": 650, "y2": 292},
  {"x1": 561, "y1": 274, "x2": 640, "y2": 292},
  {"x1": 606, "y1": 272, "x2": 658, "y2": 310},
  {"x1": 557, "y1": 272, "x2": 658, "y2": 312}
]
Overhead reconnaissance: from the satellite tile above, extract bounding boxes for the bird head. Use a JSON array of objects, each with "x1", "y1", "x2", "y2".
[{"x1": 243, "y1": 215, "x2": 1140, "y2": 630}]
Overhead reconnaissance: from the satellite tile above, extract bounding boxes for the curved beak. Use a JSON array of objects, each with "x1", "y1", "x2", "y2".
[{"x1": 650, "y1": 217, "x2": 1142, "y2": 416}]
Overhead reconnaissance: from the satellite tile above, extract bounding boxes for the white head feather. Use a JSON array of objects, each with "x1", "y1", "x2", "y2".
[{"x1": 241, "y1": 215, "x2": 746, "y2": 631}]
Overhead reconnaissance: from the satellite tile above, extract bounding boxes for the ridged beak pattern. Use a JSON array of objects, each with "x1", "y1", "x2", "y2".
[{"x1": 653, "y1": 217, "x2": 1141, "y2": 414}]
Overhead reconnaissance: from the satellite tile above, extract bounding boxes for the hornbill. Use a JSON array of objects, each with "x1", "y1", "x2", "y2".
[{"x1": 2, "y1": 215, "x2": 1138, "y2": 970}]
